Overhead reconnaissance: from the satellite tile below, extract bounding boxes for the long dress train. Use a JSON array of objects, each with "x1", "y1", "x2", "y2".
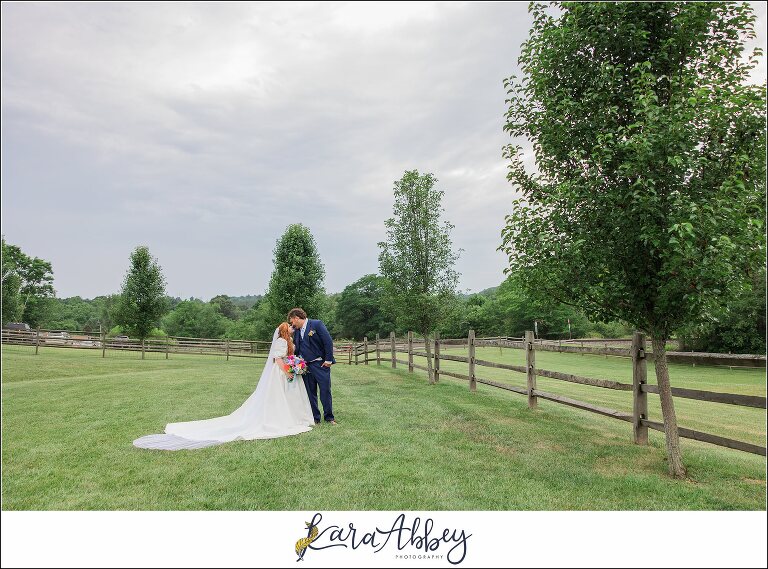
[{"x1": 133, "y1": 332, "x2": 314, "y2": 450}]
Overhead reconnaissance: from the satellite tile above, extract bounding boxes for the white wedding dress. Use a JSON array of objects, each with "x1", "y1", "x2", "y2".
[{"x1": 133, "y1": 329, "x2": 314, "y2": 450}]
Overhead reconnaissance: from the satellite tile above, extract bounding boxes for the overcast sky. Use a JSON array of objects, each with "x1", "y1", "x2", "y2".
[{"x1": 2, "y1": 2, "x2": 766, "y2": 301}]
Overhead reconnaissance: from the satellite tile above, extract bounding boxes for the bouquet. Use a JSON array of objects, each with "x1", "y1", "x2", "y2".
[{"x1": 282, "y1": 355, "x2": 308, "y2": 382}]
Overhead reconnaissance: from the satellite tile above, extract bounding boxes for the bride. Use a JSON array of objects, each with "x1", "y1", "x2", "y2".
[{"x1": 133, "y1": 323, "x2": 315, "y2": 450}]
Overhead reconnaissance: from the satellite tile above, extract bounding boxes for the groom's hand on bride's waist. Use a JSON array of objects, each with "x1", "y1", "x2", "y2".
[{"x1": 321, "y1": 361, "x2": 333, "y2": 367}]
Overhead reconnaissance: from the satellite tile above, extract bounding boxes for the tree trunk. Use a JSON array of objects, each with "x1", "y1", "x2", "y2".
[
  {"x1": 19, "y1": 289, "x2": 32, "y2": 319},
  {"x1": 651, "y1": 335, "x2": 687, "y2": 479},
  {"x1": 423, "y1": 330, "x2": 435, "y2": 384}
]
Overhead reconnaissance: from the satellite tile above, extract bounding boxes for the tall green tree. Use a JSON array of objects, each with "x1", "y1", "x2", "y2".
[
  {"x1": 116, "y1": 246, "x2": 169, "y2": 352},
  {"x1": 2, "y1": 237, "x2": 23, "y2": 324},
  {"x1": 1, "y1": 237, "x2": 55, "y2": 327},
  {"x1": 265, "y1": 224, "x2": 326, "y2": 324},
  {"x1": 501, "y1": 2, "x2": 765, "y2": 477},
  {"x1": 378, "y1": 170, "x2": 461, "y2": 384},
  {"x1": 335, "y1": 274, "x2": 395, "y2": 340}
]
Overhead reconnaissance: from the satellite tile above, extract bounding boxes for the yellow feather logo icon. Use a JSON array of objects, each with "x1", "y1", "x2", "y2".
[{"x1": 295, "y1": 521, "x2": 319, "y2": 561}]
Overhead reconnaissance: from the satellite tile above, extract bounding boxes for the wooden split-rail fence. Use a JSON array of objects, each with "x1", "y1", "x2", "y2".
[
  {"x1": 1, "y1": 328, "x2": 273, "y2": 360},
  {"x1": 346, "y1": 330, "x2": 767, "y2": 457},
  {"x1": 4, "y1": 327, "x2": 765, "y2": 456}
]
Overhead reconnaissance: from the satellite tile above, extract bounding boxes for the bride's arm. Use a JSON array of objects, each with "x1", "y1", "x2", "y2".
[
  {"x1": 272, "y1": 338, "x2": 292, "y2": 377},
  {"x1": 275, "y1": 357, "x2": 293, "y2": 377}
]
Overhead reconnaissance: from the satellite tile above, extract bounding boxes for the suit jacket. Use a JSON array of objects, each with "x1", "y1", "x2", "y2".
[{"x1": 293, "y1": 319, "x2": 336, "y2": 364}]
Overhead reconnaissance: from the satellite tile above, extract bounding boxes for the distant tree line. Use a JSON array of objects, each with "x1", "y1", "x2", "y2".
[
  {"x1": 2, "y1": 232, "x2": 764, "y2": 354},
  {"x1": 7, "y1": 265, "x2": 764, "y2": 355}
]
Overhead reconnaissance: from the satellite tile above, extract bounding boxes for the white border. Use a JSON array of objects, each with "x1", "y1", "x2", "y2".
[{"x1": 1, "y1": 511, "x2": 767, "y2": 568}]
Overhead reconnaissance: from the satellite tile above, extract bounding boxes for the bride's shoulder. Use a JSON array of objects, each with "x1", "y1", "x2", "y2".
[{"x1": 275, "y1": 337, "x2": 288, "y2": 346}]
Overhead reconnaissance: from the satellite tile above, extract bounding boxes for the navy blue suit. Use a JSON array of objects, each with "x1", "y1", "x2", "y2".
[{"x1": 294, "y1": 319, "x2": 335, "y2": 423}]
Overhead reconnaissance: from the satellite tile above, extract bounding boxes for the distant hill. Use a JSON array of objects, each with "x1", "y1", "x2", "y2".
[
  {"x1": 458, "y1": 287, "x2": 498, "y2": 299},
  {"x1": 476, "y1": 286, "x2": 498, "y2": 297},
  {"x1": 229, "y1": 295, "x2": 262, "y2": 310}
]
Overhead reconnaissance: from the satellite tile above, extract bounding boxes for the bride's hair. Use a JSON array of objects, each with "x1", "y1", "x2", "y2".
[{"x1": 277, "y1": 322, "x2": 295, "y2": 356}]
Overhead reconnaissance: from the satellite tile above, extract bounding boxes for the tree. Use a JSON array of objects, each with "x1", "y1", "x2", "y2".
[
  {"x1": 42, "y1": 297, "x2": 101, "y2": 332},
  {"x1": 224, "y1": 298, "x2": 276, "y2": 341},
  {"x1": 116, "y1": 246, "x2": 169, "y2": 353},
  {"x1": 209, "y1": 294, "x2": 241, "y2": 320},
  {"x1": 17, "y1": 257, "x2": 56, "y2": 327},
  {"x1": 501, "y1": 2, "x2": 765, "y2": 477},
  {"x1": 264, "y1": 224, "x2": 326, "y2": 324},
  {"x1": 162, "y1": 300, "x2": 228, "y2": 338},
  {"x1": 474, "y1": 276, "x2": 591, "y2": 339},
  {"x1": 319, "y1": 292, "x2": 340, "y2": 338},
  {"x1": 1, "y1": 237, "x2": 55, "y2": 327},
  {"x1": 93, "y1": 294, "x2": 121, "y2": 333},
  {"x1": 677, "y1": 267, "x2": 766, "y2": 354},
  {"x1": 1, "y1": 238, "x2": 23, "y2": 324},
  {"x1": 335, "y1": 274, "x2": 396, "y2": 340},
  {"x1": 378, "y1": 170, "x2": 461, "y2": 384}
]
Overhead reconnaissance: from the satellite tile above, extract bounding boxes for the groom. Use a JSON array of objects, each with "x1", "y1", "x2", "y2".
[{"x1": 288, "y1": 308, "x2": 336, "y2": 425}]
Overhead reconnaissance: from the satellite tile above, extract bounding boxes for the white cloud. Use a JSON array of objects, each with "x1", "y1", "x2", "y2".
[{"x1": 2, "y1": 1, "x2": 765, "y2": 300}]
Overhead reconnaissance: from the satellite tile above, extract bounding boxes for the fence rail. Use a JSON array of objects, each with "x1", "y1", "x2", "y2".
[
  {"x1": 1, "y1": 328, "x2": 370, "y2": 364},
  {"x1": 5, "y1": 327, "x2": 765, "y2": 456},
  {"x1": 374, "y1": 335, "x2": 765, "y2": 367},
  {"x1": 1, "y1": 329, "x2": 274, "y2": 360},
  {"x1": 358, "y1": 329, "x2": 767, "y2": 457}
]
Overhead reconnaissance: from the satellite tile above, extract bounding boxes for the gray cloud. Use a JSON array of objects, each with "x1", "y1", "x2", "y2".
[{"x1": 2, "y1": 2, "x2": 765, "y2": 300}]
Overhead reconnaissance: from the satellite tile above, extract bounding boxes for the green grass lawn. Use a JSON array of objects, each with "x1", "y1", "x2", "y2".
[{"x1": 2, "y1": 344, "x2": 766, "y2": 510}]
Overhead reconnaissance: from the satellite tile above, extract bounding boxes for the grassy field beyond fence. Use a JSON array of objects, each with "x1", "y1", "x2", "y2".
[
  {"x1": 429, "y1": 345, "x2": 767, "y2": 448},
  {"x1": 2, "y1": 344, "x2": 765, "y2": 510}
]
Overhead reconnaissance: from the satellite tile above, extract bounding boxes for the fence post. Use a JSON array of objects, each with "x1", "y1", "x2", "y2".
[
  {"x1": 376, "y1": 334, "x2": 381, "y2": 365},
  {"x1": 166, "y1": 336, "x2": 170, "y2": 359},
  {"x1": 434, "y1": 330, "x2": 441, "y2": 383},
  {"x1": 141, "y1": 339, "x2": 146, "y2": 360},
  {"x1": 408, "y1": 331, "x2": 414, "y2": 373},
  {"x1": 348, "y1": 343, "x2": 352, "y2": 365},
  {"x1": 102, "y1": 331, "x2": 107, "y2": 358},
  {"x1": 355, "y1": 341, "x2": 359, "y2": 366},
  {"x1": 226, "y1": 338, "x2": 230, "y2": 361},
  {"x1": 525, "y1": 330, "x2": 537, "y2": 408},
  {"x1": 468, "y1": 329, "x2": 476, "y2": 392},
  {"x1": 363, "y1": 337, "x2": 369, "y2": 365},
  {"x1": 35, "y1": 327, "x2": 41, "y2": 355},
  {"x1": 390, "y1": 332, "x2": 396, "y2": 368},
  {"x1": 632, "y1": 331, "x2": 649, "y2": 445}
]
